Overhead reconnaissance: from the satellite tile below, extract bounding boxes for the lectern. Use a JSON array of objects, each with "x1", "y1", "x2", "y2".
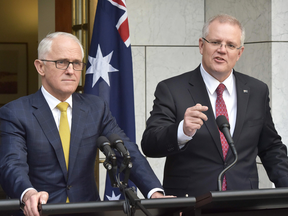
[
  {"x1": 41, "y1": 197, "x2": 196, "y2": 216},
  {"x1": 0, "y1": 199, "x2": 20, "y2": 216},
  {"x1": 184, "y1": 187, "x2": 288, "y2": 216},
  {"x1": 39, "y1": 188, "x2": 288, "y2": 216}
]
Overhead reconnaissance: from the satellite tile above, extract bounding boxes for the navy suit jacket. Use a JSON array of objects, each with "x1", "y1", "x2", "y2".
[
  {"x1": 141, "y1": 65, "x2": 288, "y2": 198},
  {"x1": 0, "y1": 89, "x2": 162, "y2": 203}
]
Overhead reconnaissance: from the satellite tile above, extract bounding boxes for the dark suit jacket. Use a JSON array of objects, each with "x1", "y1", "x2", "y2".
[
  {"x1": 141, "y1": 65, "x2": 288, "y2": 198},
  {"x1": 0, "y1": 89, "x2": 162, "y2": 204}
]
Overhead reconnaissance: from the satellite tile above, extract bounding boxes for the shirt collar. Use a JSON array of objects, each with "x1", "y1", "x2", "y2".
[
  {"x1": 41, "y1": 86, "x2": 73, "y2": 110},
  {"x1": 200, "y1": 63, "x2": 234, "y2": 96}
]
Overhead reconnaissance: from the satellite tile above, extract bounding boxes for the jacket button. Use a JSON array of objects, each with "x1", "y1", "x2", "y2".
[{"x1": 67, "y1": 185, "x2": 72, "y2": 190}]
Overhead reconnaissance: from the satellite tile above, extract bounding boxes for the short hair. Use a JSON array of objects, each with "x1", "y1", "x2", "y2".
[
  {"x1": 202, "y1": 14, "x2": 245, "y2": 47},
  {"x1": 38, "y1": 32, "x2": 84, "y2": 59}
]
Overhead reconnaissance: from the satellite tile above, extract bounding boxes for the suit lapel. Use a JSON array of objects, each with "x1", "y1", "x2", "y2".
[
  {"x1": 31, "y1": 90, "x2": 68, "y2": 180},
  {"x1": 232, "y1": 72, "x2": 250, "y2": 146},
  {"x1": 67, "y1": 93, "x2": 88, "y2": 176},
  {"x1": 188, "y1": 67, "x2": 223, "y2": 158}
]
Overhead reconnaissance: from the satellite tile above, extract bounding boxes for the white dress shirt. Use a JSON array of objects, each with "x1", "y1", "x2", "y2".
[{"x1": 42, "y1": 86, "x2": 73, "y2": 130}]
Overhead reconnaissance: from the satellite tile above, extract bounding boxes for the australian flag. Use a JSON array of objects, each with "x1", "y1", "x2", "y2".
[{"x1": 84, "y1": 0, "x2": 136, "y2": 201}]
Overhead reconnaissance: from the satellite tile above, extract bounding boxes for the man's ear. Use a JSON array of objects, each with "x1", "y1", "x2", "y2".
[
  {"x1": 236, "y1": 46, "x2": 245, "y2": 61},
  {"x1": 199, "y1": 38, "x2": 204, "y2": 55},
  {"x1": 34, "y1": 59, "x2": 45, "y2": 76}
]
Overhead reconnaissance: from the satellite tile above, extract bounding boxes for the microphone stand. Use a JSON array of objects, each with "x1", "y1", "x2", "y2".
[
  {"x1": 123, "y1": 187, "x2": 152, "y2": 216},
  {"x1": 216, "y1": 116, "x2": 239, "y2": 191},
  {"x1": 117, "y1": 156, "x2": 152, "y2": 216},
  {"x1": 218, "y1": 145, "x2": 238, "y2": 191},
  {"x1": 104, "y1": 160, "x2": 117, "y2": 187},
  {"x1": 102, "y1": 148, "x2": 152, "y2": 216}
]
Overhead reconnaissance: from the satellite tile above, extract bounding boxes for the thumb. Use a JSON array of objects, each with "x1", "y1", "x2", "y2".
[{"x1": 39, "y1": 191, "x2": 49, "y2": 204}]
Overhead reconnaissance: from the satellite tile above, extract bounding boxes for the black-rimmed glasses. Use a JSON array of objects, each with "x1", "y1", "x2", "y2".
[
  {"x1": 202, "y1": 37, "x2": 242, "y2": 51},
  {"x1": 40, "y1": 59, "x2": 86, "y2": 71}
]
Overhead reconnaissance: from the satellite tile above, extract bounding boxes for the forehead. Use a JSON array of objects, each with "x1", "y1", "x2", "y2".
[
  {"x1": 48, "y1": 36, "x2": 82, "y2": 60},
  {"x1": 208, "y1": 20, "x2": 242, "y2": 42}
]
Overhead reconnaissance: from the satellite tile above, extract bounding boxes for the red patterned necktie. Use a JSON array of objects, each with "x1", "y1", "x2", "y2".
[{"x1": 216, "y1": 83, "x2": 229, "y2": 191}]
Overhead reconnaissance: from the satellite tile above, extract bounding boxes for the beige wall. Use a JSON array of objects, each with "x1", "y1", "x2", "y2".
[
  {"x1": 0, "y1": 0, "x2": 38, "y2": 96},
  {"x1": 0, "y1": 0, "x2": 38, "y2": 198}
]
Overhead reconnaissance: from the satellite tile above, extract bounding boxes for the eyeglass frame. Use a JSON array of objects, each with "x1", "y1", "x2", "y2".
[
  {"x1": 202, "y1": 37, "x2": 242, "y2": 51},
  {"x1": 40, "y1": 59, "x2": 86, "y2": 71}
]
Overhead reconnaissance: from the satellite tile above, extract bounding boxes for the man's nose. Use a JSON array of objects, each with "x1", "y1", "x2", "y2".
[
  {"x1": 65, "y1": 62, "x2": 74, "y2": 73},
  {"x1": 218, "y1": 43, "x2": 227, "y2": 52}
]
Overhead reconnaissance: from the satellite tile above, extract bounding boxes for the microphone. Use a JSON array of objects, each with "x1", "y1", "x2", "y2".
[
  {"x1": 108, "y1": 134, "x2": 130, "y2": 158},
  {"x1": 216, "y1": 115, "x2": 238, "y2": 191},
  {"x1": 97, "y1": 136, "x2": 117, "y2": 187},
  {"x1": 108, "y1": 134, "x2": 132, "y2": 185},
  {"x1": 97, "y1": 136, "x2": 117, "y2": 162},
  {"x1": 216, "y1": 115, "x2": 237, "y2": 155}
]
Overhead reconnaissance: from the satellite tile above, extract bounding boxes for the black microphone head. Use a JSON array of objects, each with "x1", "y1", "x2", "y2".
[
  {"x1": 216, "y1": 115, "x2": 230, "y2": 131},
  {"x1": 108, "y1": 134, "x2": 123, "y2": 146},
  {"x1": 97, "y1": 136, "x2": 110, "y2": 150}
]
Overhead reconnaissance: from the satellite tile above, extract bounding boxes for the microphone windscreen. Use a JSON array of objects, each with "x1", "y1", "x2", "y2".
[
  {"x1": 108, "y1": 134, "x2": 122, "y2": 144},
  {"x1": 97, "y1": 136, "x2": 110, "y2": 148},
  {"x1": 216, "y1": 115, "x2": 230, "y2": 130}
]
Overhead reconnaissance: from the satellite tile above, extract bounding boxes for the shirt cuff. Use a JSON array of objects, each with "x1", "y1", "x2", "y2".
[
  {"x1": 147, "y1": 188, "x2": 165, "y2": 199},
  {"x1": 177, "y1": 120, "x2": 195, "y2": 148},
  {"x1": 21, "y1": 188, "x2": 37, "y2": 204}
]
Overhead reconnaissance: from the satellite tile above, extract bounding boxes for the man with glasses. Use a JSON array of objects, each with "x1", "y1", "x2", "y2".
[
  {"x1": 141, "y1": 14, "x2": 288, "y2": 198},
  {"x1": 0, "y1": 32, "x2": 165, "y2": 216}
]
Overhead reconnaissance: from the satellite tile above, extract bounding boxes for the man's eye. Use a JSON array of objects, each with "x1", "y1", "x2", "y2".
[
  {"x1": 211, "y1": 41, "x2": 220, "y2": 45},
  {"x1": 73, "y1": 62, "x2": 81, "y2": 66},
  {"x1": 228, "y1": 44, "x2": 236, "y2": 49},
  {"x1": 57, "y1": 60, "x2": 66, "y2": 65}
]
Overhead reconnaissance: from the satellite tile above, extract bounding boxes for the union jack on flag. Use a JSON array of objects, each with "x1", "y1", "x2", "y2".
[{"x1": 84, "y1": 0, "x2": 136, "y2": 201}]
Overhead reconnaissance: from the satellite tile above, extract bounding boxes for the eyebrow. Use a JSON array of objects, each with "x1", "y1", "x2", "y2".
[
  {"x1": 210, "y1": 38, "x2": 238, "y2": 45},
  {"x1": 57, "y1": 58, "x2": 82, "y2": 62}
]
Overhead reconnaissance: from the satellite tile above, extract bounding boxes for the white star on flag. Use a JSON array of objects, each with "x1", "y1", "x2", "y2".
[
  {"x1": 105, "y1": 191, "x2": 121, "y2": 201},
  {"x1": 86, "y1": 44, "x2": 119, "y2": 88}
]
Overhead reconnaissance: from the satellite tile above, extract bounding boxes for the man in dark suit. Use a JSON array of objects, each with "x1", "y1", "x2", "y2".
[
  {"x1": 141, "y1": 14, "x2": 288, "y2": 198},
  {"x1": 0, "y1": 32, "x2": 165, "y2": 216}
]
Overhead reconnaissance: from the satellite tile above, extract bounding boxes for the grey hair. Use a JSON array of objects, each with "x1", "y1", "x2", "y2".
[
  {"x1": 202, "y1": 14, "x2": 245, "y2": 47},
  {"x1": 38, "y1": 32, "x2": 84, "y2": 59}
]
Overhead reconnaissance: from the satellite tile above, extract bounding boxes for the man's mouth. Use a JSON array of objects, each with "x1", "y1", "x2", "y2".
[{"x1": 215, "y1": 57, "x2": 226, "y2": 62}]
